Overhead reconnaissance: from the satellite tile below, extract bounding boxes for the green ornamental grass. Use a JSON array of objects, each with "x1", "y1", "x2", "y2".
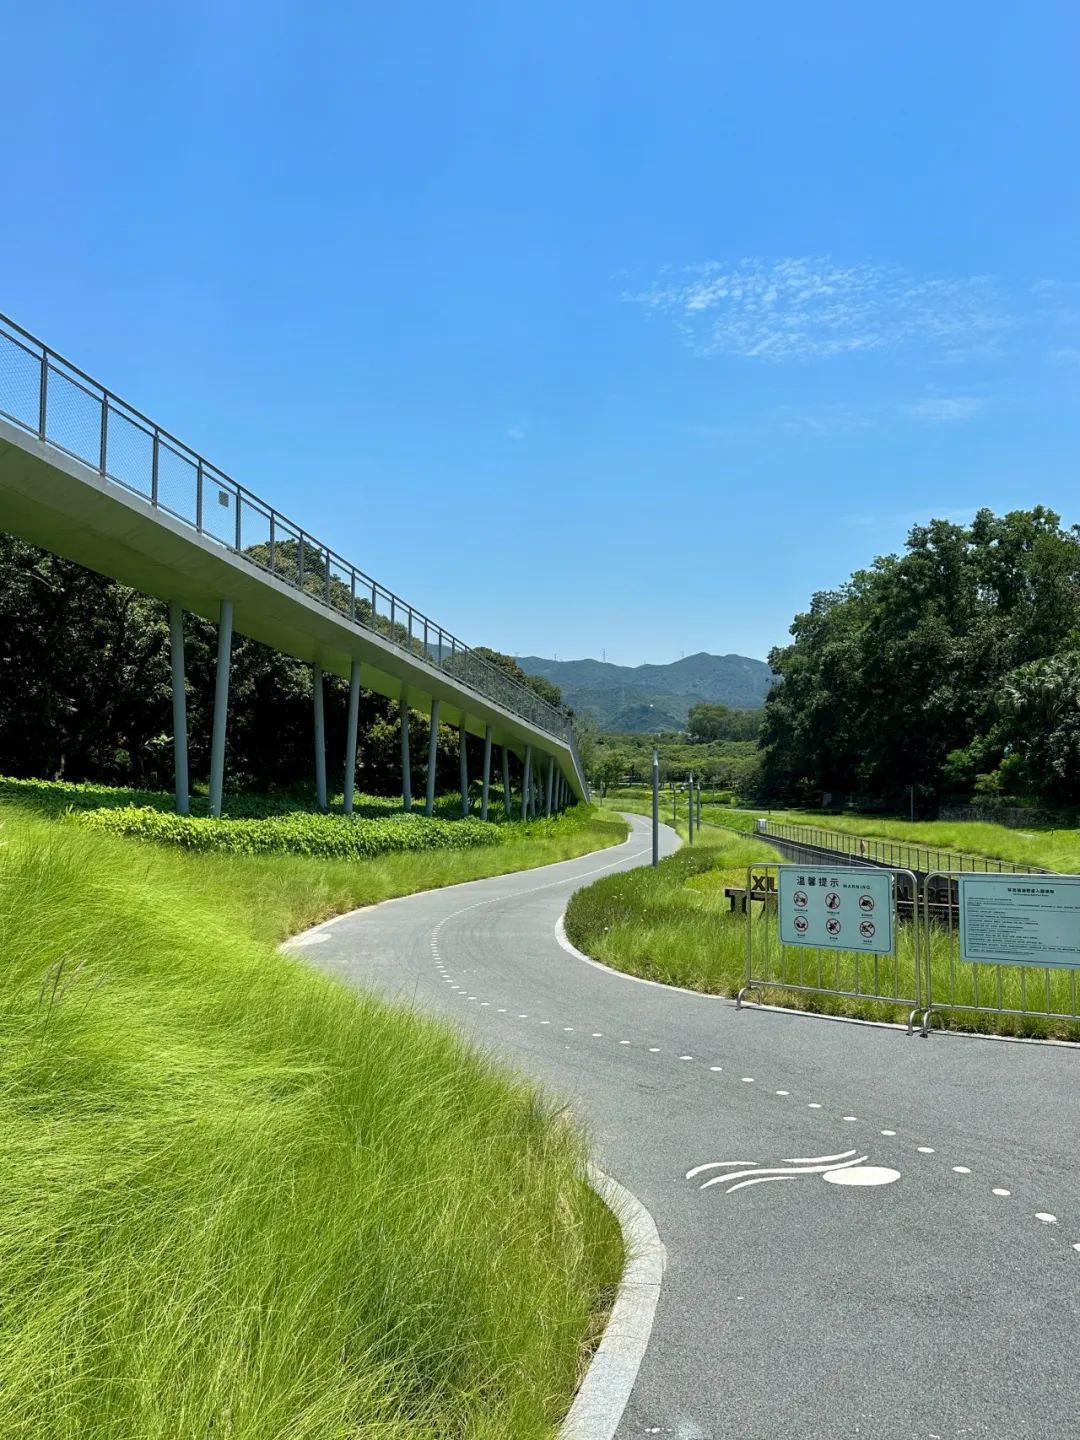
[{"x1": 0, "y1": 798, "x2": 626, "y2": 1438}]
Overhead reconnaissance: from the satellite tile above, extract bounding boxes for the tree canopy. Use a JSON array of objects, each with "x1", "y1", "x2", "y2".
[
  {"x1": 0, "y1": 537, "x2": 529, "y2": 797},
  {"x1": 760, "y1": 507, "x2": 1080, "y2": 806}
]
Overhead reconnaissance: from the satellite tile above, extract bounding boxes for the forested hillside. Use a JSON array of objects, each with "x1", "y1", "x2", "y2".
[{"x1": 518, "y1": 651, "x2": 771, "y2": 730}]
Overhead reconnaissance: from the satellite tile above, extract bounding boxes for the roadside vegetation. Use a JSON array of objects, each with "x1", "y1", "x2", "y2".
[
  {"x1": 0, "y1": 776, "x2": 619, "y2": 865},
  {"x1": 576, "y1": 804, "x2": 1077, "y2": 1039},
  {"x1": 604, "y1": 784, "x2": 1080, "y2": 874},
  {"x1": 0, "y1": 795, "x2": 627, "y2": 1438}
]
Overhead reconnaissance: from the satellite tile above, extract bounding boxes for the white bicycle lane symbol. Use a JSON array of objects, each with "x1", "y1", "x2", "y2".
[{"x1": 686, "y1": 1148, "x2": 901, "y2": 1194}]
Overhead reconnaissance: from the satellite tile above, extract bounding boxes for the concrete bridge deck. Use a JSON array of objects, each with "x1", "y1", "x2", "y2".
[{"x1": 0, "y1": 313, "x2": 587, "y2": 811}]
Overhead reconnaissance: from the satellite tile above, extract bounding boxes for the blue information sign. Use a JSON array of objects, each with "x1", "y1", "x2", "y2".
[
  {"x1": 777, "y1": 866, "x2": 894, "y2": 955},
  {"x1": 958, "y1": 874, "x2": 1080, "y2": 969}
]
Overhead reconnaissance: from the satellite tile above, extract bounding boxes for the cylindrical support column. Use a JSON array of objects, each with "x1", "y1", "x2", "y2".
[
  {"x1": 208, "y1": 598, "x2": 233, "y2": 818},
  {"x1": 481, "y1": 725, "x2": 492, "y2": 821},
  {"x1": 501, "y1": 746, "x2": 512, "y2": 819},
  {"x1": 523, "y1": 745, "x2": 533, "y2": 821},
  {"x1": 688, "y1": 772, "x2": 694, "y2": 843},
  {"x1": 400, "y1": 688, "x2": 412, "y2": 811},
  {"x1": 545, "y1": 756, "x2": 554, "y2": 817},
  {"x1": 696, "y1": 778, "x2": 702, "y2": 829},
  {"x1": 343, "y1": 659, "x2": 361, "y2": 814},
  {"x1": 459, "y1": 720, "x2": 469, "y2": 817},
  {"x1": 313, "y1": 662, "x2": 327, "y2": 810},
  {"x1": 652, "y1": 749, "x2": 660, "y2": 866},
  {"x1": 168, "y1": 601, "x2": 189, "y2": 815},
  {"x1": 425, "y1": 697, "x2": 440, "y2": 816}
]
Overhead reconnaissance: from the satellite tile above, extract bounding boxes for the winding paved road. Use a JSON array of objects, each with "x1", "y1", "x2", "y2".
[{"x1": 290, "y1": 815, "x2": 1079, "y2": 1440}]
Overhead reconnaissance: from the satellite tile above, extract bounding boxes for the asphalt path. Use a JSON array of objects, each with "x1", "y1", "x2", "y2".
[{"x1": 290, "y1": 814, "x2": 1079, "y2": 1440}]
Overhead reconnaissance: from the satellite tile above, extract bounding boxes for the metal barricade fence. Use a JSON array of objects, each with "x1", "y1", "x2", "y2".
[
  {"x1": 919, "y1": 871, "x2": 1080, "y2": 1036},
  {"x1": 737, "y1": 862, "x2": 923, "y2": 1034}
]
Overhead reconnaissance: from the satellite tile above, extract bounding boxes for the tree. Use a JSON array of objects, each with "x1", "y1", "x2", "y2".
[
  {"x1": 472, "y1": 647, "x2": 564, "y2": 709},
  {"x1": 686, "y1": 703, "x2": 763, "y2": 743},
  {"x1": 760, "y1": 508, "x2": 1080, "y2": 806}
]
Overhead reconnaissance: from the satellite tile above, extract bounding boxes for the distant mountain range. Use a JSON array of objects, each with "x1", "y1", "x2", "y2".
[{"x1": 517, "y1": 652, "x2": 772, "y2": 732}]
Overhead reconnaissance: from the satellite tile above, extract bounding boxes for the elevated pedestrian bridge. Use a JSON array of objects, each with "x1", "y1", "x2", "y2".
[{"x1": 0, "y1": 313, "x2": 587, "y2": 812}]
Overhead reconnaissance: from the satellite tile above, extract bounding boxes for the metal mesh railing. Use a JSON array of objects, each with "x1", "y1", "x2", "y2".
[
  {"x1": 0, "y1": 312, "x2": 574, "y2": 746},
  {"x1": 759, "y1": 819, "x2": 1052, "y2": 877}
]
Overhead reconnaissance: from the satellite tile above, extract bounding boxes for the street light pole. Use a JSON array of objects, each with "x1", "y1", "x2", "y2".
[{"x1": 651, "y1": 749, "x2": 659, "y2": 867}]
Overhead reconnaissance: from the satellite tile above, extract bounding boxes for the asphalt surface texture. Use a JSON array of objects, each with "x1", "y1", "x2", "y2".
[{"x1": 290, "y1": 814, "x2": 1079, "y2": 1440}]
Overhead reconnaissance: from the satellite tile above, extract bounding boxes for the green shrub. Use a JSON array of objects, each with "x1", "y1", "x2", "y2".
[{"x1": 79, "y1": 806, "x2": 504, "y2": 859}]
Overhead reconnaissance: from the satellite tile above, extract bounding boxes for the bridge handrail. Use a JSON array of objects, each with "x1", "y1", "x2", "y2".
[{"x1": 0, "y1": 313, "x2": 572, "y2": 744}]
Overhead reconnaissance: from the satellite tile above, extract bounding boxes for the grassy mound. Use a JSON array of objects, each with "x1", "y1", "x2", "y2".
[
  {"x1": 0, "y1": 805, "x2": 623, "y2": 1438},
  {"x1": 0, "y1": 776, "x2": 616, "y2": 863}
]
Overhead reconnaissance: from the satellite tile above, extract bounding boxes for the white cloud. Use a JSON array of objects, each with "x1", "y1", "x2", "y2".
[
  {"x1": 903, "y1": 396, "x2": 984, "y2": 422},
  {"x1": 623, "y1": 257, "x2": 1010, "y2": 362}
]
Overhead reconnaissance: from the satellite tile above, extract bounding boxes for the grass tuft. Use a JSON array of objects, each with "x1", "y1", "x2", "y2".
[
  {"x1": 0, "y1": 801, "x2": 627, "y2": 1438},
  {"x1": 569, "y1": 807, "x2": 1079, "y2": 1040}
]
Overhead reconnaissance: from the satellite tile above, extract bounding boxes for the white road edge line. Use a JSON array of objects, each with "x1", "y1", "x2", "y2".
[
  {"x1": 558, "y1": 1165, "x2": 666, "y2": 1440},
  {"x1": 552, "y1": 912, "x2": 1080, "y2": 1051}
]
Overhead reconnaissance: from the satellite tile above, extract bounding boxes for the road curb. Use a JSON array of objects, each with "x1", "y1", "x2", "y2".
[{"x1": 559, "y1": 1167, "x2": 665, "y2": 1440}]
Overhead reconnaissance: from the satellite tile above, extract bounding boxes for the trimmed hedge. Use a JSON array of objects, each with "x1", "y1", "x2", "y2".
[{"x1": 80, "y1": 806, "x2": 503, "y2": 859}]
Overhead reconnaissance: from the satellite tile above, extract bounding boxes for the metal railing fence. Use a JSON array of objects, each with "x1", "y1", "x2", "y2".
[
  {"x1": 0, "y1": 312, "x2": 573, "y2": 746},
  {"x1": 919, "y1": 871, "x2": 1080, "y2": 1034},
  {"x1": 737, "y1": 862, "x2": 922, "y2": 1033},
  {"x1": 759, "y1": 819, "x2": 1051, "y2": 878}
]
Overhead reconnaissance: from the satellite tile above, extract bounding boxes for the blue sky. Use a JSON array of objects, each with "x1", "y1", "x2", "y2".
[{"x1": 3, "y1": 1, "x2": 1079, "y2": 665}]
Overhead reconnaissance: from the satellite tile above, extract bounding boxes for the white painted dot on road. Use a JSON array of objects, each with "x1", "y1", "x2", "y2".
[
  {"x1": 775, "y1": 1089, "x2": 789, "y2": 1096},
  {"x1": 952, "y1": 1166, "x2": 971, "y2": 1175},
  {"x1": 741, "y1": 1077, "x2": 755, "y2": 1083},
  {"x1": 540, "y1": 1020, "x2": 550, "y2": 1025},
  {"x1": 1072, "y1": 1243, "x2": 1080, "y2": 1253},
  {"x1": 649, "y1": 1047, "x2": 661, "y2": 1053},
  {"x1": 467, "y1": 995, "x2": 477, "y2": 1000},
  {"x1": 823, "y1": 1165, "x2": 901, "y2": 1188},
  {"x1": 497, "y1": 1008, "x2": 506, "y2": 1013},
  {"x1": 992, "y1": 1188, "x2": 1010, "y2": 1197},
  {"x1": 881, "y1": 1129, "x2": 896, "y2": 1137},
  {"x1": 518, "y1": 1014, "x2": 528, "y2": 1019},
  {"x1": 563, "y1": 1026, "x2": 573, "y2": 1032},
  {"x1": 843, "y1": 1116, "x2": 858, "y2": 1122},
  {"x1": 917, "y1": 1147, "x2": 934, "y2": 1155},
  {"x1": 1035, "y1": 1212, "x2": 1058, "y2": 1225},
  {"x1": 710, "y1": 1066, "x2": 723, "y2": 1072},
  {"x1": 679, "y1": 1055, "x2": 693, "y2": 1061},
  {"x1": 480, "y1": 1002, "x2": 490, "y2": 1007},
  {"x1": 619, "y1": 1039, "x2": 630, "y2": 1045},
  {"x1": 592, "y1": 1032, "x2": 603, "y2": 1037},
  {"x1": 808, "y1": 1103, "x2": 822, "y2": 1109}
]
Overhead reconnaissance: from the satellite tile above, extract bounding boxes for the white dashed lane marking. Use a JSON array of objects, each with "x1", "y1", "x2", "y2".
[{"x1": 426, "y1": 879, "x2": 1074, "y2": 1256}]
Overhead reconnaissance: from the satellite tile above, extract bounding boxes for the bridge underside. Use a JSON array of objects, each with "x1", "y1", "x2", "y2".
[{"x1": 0, "y1": 417, "x2": 585, "y2": 799}]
